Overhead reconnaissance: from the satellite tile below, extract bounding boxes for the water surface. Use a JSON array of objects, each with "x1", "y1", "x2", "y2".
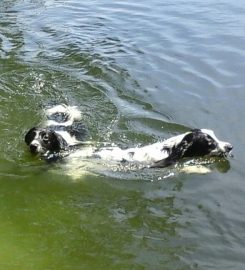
[{"x1": 1, "y1": 0, "x2": 245, "y2": 269}]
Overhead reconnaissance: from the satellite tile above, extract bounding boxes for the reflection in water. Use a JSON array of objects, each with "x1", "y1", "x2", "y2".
[
  {"x1": 70, "y1": 177, "x2": 192, "y2": 269},
  {"x1": 58, "y1": 155, "x2": 231, "y2": 181}
]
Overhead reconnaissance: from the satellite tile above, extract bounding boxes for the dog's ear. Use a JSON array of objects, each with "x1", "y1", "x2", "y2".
[
  {"x1": 49, "y1": 131, "x2": 68, "y2": 152},
  {"x1": 25, "y1": 127, "x2": 37, "y2": 145},
  {"x1": 151, "y1": 133, "x2": 194, "y2": 168}
]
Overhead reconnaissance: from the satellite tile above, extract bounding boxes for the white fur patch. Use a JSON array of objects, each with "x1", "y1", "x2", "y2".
[
  {"x1": 45, "y1": 104, "x2": 81, "y2": 126},
  {"x1": 94, "y1": 133, "x2": 188, "y2": 164}
]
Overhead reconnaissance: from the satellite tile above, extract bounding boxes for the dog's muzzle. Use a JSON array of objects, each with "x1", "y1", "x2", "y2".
[
  {"x1": 223, "y1": 143, "x2": 233, "y2": 157},
  {"x1": 29, "y1": 143, "x2": 41, "y2": 154},
  {"x1": 225, "y1": 144, "x2": 233, "y2": 152}
]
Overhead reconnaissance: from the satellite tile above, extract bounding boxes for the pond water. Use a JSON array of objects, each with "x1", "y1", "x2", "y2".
[{"x1": 1, "y1": 0, "x2": 245, "y2": 269}]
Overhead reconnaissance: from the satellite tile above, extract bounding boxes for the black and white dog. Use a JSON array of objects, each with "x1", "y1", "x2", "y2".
[
  {"x1": 25, "y1": 105, "x2": 87, "y2": 161},
  {"x1": 25, "y1": 105, "x2": 233, "y2": 168}
]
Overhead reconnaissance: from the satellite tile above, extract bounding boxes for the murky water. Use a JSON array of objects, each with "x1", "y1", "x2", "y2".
[{"x1": 1, "y1": 0, "x2": 245, "y2": 269}]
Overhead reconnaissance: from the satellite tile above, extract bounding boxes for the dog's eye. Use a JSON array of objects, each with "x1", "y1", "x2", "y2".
[{"x1": 42, "y1": 134, "x2": 49, "y2": 142}]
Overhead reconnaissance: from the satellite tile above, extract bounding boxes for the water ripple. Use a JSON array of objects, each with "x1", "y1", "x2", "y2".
[{"x1": 1, "y1": 1, "x2": 245, "y2": 268}]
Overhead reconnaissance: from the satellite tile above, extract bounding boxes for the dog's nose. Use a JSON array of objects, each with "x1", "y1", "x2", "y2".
[
  {"x1": 30, "y1": 144, "x2": 38, "y2": 154},
  {"x1": 225, "y1": 144, "x2": 233, "y2": 152}
]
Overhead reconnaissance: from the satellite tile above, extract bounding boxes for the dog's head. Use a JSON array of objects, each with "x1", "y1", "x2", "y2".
[
  {"x1": 181, "y1": 129, "x2": 233, "y2": 158},
  {"x1": 153, "y1": 129, "x2": 233, "y2": 167},
  {"x1": 25, "y1": 127, "x2": 68, "y2": 157}
]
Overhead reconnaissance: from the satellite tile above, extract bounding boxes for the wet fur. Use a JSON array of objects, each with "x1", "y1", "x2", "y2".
[
  {"x1": 25, "y1": 105, "x2": 233, "y2": 168},
  {"x1": 25, "y1": 105, "x2": 87, "y2": 161}
]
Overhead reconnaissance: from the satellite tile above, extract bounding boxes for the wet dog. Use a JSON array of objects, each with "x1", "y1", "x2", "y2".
[
  {"x1": 25, "y1": 105, "x2": 87, "y2": 161},
  {"x1": 25, "y1": 105, "x2": 233, "y2": 168},
  {"x1": 93, "y1": 128, "x2": 233, "y2": 168}
]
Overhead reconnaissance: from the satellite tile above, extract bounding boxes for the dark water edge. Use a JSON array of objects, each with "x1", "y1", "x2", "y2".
[{"x1": 1, "y1": 0, "x2": 245, "y2": 269}]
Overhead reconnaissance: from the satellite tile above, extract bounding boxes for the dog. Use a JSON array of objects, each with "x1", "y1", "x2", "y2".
[
  {"x1": 93, "y1": 128, "x2": 233, "y2": 168},
  {"x1": 25, "y1": 105, "x2": 233, "y2": 168},
  {"x1": 24, "y1": 105, "x2": 87, "y2": 161}
]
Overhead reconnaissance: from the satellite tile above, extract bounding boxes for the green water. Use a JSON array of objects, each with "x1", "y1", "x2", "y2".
[{"x1": 1, "y1": 0, "x2": 245, "y2": 269}]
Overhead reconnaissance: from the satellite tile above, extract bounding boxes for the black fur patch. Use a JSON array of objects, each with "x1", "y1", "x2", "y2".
[
  {"x1": 182, "y1": 130, "x2": 217, "y2": 157},
  {"x1": 152, "y1": 129, "x2": 218, "y2": 168},
  {"x1": 25, "y1": 127, "x2": 37, "y2": 145},
  {"x1": 44, "y1": 131, "x2": 68, "y2": 152}
]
